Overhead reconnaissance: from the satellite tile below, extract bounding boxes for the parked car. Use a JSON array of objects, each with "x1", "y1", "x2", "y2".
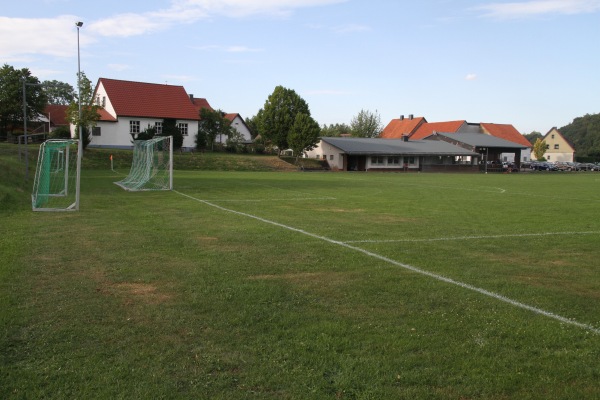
[
  {"x1": 531, "y1": 161, "x2": 558, "y2": 171},
  {"x1": 579, "y1": 163, "x2": 599, "y2": 171}
]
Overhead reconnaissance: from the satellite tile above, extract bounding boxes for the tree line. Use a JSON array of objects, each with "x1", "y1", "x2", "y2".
[
  {"x1": 523, "y1": 112, "x2": 600, "y2": 161},
  {"x1": 1, "y1": 63, "x2": 383, "y2": 158}
]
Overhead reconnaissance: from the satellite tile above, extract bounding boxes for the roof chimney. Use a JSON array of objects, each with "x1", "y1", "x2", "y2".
[
  {"x1": 189, "y1": 94, "x2": 194, "y2": 102},
  {"x1": 399, "y1": 115, "x2": 404, "y2": 120},
  {"x1": 409, "y1": 114, "x2": 414, "y2": 120}
]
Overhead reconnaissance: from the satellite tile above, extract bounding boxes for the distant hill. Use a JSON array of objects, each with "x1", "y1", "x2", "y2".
[{"x1": 558, "y1": 112, "x2": 600, "y2": 161}]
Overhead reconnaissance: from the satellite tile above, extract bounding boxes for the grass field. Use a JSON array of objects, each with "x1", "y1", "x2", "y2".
[{"x1": 1, "y1": 152, "x2": 600, "y2": 398}]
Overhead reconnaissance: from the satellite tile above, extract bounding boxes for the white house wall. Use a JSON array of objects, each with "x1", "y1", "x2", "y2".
[
  {"x1": 86, "y1": 117, "x2": 199, "y2": 149},
  {"x1": 305, "y1": 140, "x2": 344, "y2": 170},
  {"x1": 229, "y1": 115, "x2": 252, "y2": 142}
]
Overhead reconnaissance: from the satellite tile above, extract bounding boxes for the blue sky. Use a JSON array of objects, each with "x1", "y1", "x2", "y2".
[{"x1": 2, "y1": 0, "x2": 599, "y2": 134}]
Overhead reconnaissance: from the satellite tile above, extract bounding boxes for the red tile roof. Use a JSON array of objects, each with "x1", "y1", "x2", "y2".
[
  {"x1": 97, "y1": 108, "x2": 117, "y2": 122},
  {"x1": 380, "y1": 117, "x2": 426, "y2": 139},
  {"x1": 224, "y1": 113, "x2": 239, "y2": 122},
  {"x1": 411, "y1": 120, "x2": 466, "y2": 140},
  {"x1": 481, "y1": 123, "x2": 531, "y2": 147},
  {"x1": 192, "y1": 97, "x2": 213, "y2": 114},
  {"x1": 44, "y1": 105, "x2": 69, "y2": 126},
  {"x1": 97, "y1": 78, "x2": 199, "y2": 120}
]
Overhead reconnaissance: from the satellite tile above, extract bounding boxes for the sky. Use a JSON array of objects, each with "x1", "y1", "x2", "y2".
[{"x1": 2, "y1": 0, "x2": 599, "y2": 134}]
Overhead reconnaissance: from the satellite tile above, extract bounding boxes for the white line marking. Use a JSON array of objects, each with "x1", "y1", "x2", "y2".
[
  {"x1": 345, "y1": 231, "x2": 600, "y2": 243},
  {"x1": 196, "y1": 197, "x2": 336, "y2": 202},
  {"x1": 175, "y1": 190, "x2": 600, "y2": 335}
]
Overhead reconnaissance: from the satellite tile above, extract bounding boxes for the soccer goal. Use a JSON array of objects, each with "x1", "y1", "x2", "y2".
[
  {"x1": 32, "y1": 139, "x2": 80, "y2": 211},
  {"x1": 114, "y1": 136, "x2": 173, "y2": 191}
]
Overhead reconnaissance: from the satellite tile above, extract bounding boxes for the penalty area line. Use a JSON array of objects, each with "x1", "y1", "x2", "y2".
[
  {"x1": 346, "y1": 231, "x2": 600, "y2": 243},
  {"x1": 174, "y1": 190, "x2": 600, "y2": 335}
]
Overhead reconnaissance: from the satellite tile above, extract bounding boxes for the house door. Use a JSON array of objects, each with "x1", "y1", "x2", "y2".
[{"x1": 347, "y1": 156, "x2": 366, "y2": 171}]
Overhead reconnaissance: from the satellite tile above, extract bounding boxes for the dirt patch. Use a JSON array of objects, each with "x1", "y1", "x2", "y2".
[{"x1": 114, "y1": 282, "x2": 173, "y2": 305}]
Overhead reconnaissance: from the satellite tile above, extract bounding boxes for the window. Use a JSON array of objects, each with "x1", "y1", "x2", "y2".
[
  {"x1": 92, "y1": 127, "x2": 101, "y2": 136},
  {"x1": 130, "y1": 120, "x2": 140, "y2": 134},
  {"x1": 178, "y1": 123, "x2": 188, "y2": 136},
  {"x1": 323, "y1": 155, "x2": 327, "y2": 160},
  {"x1": 554, "y1": 144, "x2": 559, "y2": 149},
  {"x1": 407, "y1": 156, "x2": 416, "y2": 165},
  {"x1": 329, "y1": 154, "x2": 334, "y2": 161},
  {"x1": 371, "y1": 156, "x2": 385, "y2": 165},
  {"x1": 388, "y1": 156, "x2": 401, "y2": 165},
  {"x1": 155, "y1": 122, "x2": 163, "y2": 135},
  {"x1": 551, "y1": 134, "x2": 555, "y2": 139},
  {"x1": 315, "y1": 154, "x2": 320, "y2": 159}
]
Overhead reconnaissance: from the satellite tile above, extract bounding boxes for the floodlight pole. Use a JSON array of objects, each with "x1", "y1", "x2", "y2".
[{"x1": 75, "y1": 21, "x2": 83, "y2": 211}]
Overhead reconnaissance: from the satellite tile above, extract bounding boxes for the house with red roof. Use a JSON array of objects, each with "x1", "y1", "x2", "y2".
[
  {"x1": 87, "y1": 78, "x2": 201, "y2": 149},
  {"x1": 381, "y1": 116, "x2": 532, "y2": 162},
  {"x1": 380, "y1": 114, "x2": 426, "y2": 139},
  {"x1": 44, "y1": 105, "x2": 69, "y2": 131},
  {"x1": 223, "y1": 113, "x2": 253, "y2": 144}
]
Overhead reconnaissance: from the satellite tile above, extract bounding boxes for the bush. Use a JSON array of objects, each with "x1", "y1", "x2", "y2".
[{"x1": 49, "y1": 126, "x2": 71, "y2": 139}]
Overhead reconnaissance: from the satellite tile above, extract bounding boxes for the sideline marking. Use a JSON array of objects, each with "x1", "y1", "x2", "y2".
[
  {"x1": 193, "y1": 197, "x2": 336, "y2": 203},
  {"x1": 175, "y1": 190, "x2": 600, "y2": 335},
  {"x1": 346, "y1": 231, "x2": 600, "y2": 243}
]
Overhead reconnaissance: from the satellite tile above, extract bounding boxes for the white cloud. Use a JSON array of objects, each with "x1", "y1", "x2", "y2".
[
  {"x1": 0, "y1": 0, "x2": 346, "y2": 60},
  {"x1": 90, "y1": 0, "x2": 346, "y2": 37},
  {"x1": 465, "y1": 73, "x2": 478, "y2": 81},
  {"x1": 475, "y1": 0, "x2": 600, "y2": 19},
  {"x1": 0, "y1": 15, "x2": 87, "y2": 58}
]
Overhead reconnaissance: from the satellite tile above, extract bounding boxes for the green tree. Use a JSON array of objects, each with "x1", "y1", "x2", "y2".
[
  {"x1": 321, "y1": 123, "x2": 351, "y2": 137},
  {"x1": 288, "y1": 113, "x2": 320, "y2": 164},
  {"x1": 524, "y1": 131, "x2": 543, "y2": 145},
  {"x1": 258, "y1": 86, "x2": 310, "y2": 155},
  {"x1": 66, "y1": 72, "x2": 100, "y2": 149},
  {"x1": 532, "y1": 138, "x2": 548, "y2": 161},
  {"x1": 245, "y1": 114, "x2": 260, "y2": 139},
  {"x1": 42, "y1": 80, "x2": 75, "y2": 105},
  {"x1": 560, "y1": 113, "x2": 600, "y2": 159},
  {"x1": 350, "y1": 109, "x2": 383, "y2": 138},
  {"x1": 196, "y1": 108, "x2": 233, "y2": 151},
  {"x1": 162, "y1": 118, "x2": 183, "y2": 150},
  {"x1": 0, "y1": 64, "x2": 47, "y2": 135}
]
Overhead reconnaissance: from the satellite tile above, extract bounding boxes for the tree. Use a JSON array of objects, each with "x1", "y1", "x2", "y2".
[
  {"x1": 42, "y1": 80, "x2": 75, "y2": 105},
  {"x1": 532, "y1": 138, "x2": 548, "y2": 161},
  {"x1": 321, "y1": 123, "x2": 351, "y2": 137},
  {"x1": 162, "y1": 118, "x2": 183, "y2": 150},
  {"x1": 523, "y1": 131, "x2": 543, "y2": 145},
  {"x1": 288, "y1": 113, "x2": 320, "y2": 164},
  {"x1": 559, "y1": 112, "x2": 600, "y2": 159},
  {"x1": 196, "y1": 108, "x2": 233, "y2": 151},
  {"x1": 0, "y1": 64, "x2": 47, "y2": 135},
  {"x1": 350, "y1": 109, "x2": 383, "y2": 138},
  {"x1": 245, "y1": 114, "x2": 260, "y2": 139},
  {"x1": 258, "y1": 86, "x2": 310, "y2": 155},
  {"x1": 66, "y1": 72, "x2": 100, "y2": 149}
]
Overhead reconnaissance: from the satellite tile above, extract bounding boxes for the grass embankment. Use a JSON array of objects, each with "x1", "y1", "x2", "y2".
[{"x1": 84, "y1": 147, "x2": 307, "y2": 172}]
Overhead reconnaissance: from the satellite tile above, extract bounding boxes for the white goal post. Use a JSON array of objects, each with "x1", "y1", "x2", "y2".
[
  {"x1": 32, "y1": 139, "x2": 80, "y2": 212},
  {"x1": 114, "y1": 136, "x2": 173, "y2": 191}
]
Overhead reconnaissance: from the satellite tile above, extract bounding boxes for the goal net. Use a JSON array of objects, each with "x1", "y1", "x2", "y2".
[
  {"x1": 114, "y1": 136, "x2": 173, "y2": 191},
  {"x1": 32, "y1": 139, "x2": 80, "y2": 211}
]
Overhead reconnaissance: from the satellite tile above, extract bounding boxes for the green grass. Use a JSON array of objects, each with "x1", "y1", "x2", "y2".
[{"x1": 1, "y1": 148, "x2": 600, "y2": 398}]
